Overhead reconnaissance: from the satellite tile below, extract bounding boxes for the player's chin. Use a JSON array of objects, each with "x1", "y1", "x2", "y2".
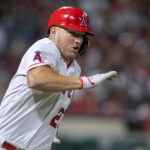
[
  {"x1": 70, "y1": 52, "x2": 78, "y2": 60},
  {"x1": 68, "y1": 51, "x2": 77, "y2": 59}
]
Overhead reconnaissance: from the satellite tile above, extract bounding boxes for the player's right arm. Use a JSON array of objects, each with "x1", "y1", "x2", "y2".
[{"x1": 27, "y1": 65, "x2": 117, "y2": 92}]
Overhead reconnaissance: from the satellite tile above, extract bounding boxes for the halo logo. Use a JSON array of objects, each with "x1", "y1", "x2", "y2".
[
  {"x1": 80, "y1": 12, "x2": 88, "y2": 27},
  {"x1": 33, "y1": 50, "x2": 42, "y2": 62}
]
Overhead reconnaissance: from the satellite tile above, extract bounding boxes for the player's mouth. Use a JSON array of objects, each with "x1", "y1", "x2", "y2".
[{"x1": 72, "y1": 46, "x2": 80, "y2": 52}]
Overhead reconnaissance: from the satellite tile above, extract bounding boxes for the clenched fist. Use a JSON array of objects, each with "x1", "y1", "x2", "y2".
[{"x1": 79, "y1": 71, "x2": 117, "y2": 89}]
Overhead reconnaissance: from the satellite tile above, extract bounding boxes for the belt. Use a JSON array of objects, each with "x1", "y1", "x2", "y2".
[{"x1": 2, "y1": 141, "x2": 24, "y2": 150}]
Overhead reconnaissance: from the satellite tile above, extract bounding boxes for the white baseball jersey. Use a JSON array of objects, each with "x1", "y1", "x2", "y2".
[{"x1": 0, "y1": 38, "x2": 81, "y2": 150}]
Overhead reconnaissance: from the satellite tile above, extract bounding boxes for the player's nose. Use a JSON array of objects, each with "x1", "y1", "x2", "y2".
[{"x1": 74, "y1": 37, "x2": 83, "y2": 45}]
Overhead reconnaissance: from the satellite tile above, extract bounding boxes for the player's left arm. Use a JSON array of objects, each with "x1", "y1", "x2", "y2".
[
  {"x1": 27, "y1": 65, "x2": 82, "y2": 92},
  {"x1": 27, "y1": 65, "x2": 117, "y2": 92}
]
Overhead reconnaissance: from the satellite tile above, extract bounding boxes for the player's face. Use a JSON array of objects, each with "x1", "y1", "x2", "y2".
[{"x1": 55, "y1": 27, "x2": 85, "y2": 63}]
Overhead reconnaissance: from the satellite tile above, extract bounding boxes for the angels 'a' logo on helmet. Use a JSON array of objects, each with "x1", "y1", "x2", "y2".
[{"x1": 80, "y1": 12, "x2": 88, "y2": 27}]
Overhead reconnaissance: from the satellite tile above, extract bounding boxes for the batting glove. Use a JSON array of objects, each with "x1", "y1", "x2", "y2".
[
  {"x1": 53, "y1": 137, "x2": 61, "y2": 144},
  {"x1": 79, "y1": 71, "x2": 117, "y2": 89}
]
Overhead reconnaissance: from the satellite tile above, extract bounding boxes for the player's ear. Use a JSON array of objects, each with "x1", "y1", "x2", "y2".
[
  {"x1": 49, "y1": 26, "x2": 57, "y2": 39},
  {"x1": 50, "y1": 26, "x2": 56, "y2": 34}
]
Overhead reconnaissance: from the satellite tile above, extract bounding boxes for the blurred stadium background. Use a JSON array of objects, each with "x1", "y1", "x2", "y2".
[{"x1": 0, "y1": 0, "x2": 150, "y2": 150}]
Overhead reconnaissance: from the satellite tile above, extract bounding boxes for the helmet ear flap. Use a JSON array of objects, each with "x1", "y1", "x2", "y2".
[{"x1": 78, "y1": 35, "x2": 88, "y2": 55}]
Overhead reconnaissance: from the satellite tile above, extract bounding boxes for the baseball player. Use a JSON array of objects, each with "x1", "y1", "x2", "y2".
[{"x1": 0, "y1": 6, "x2": 117, "y2": 150}]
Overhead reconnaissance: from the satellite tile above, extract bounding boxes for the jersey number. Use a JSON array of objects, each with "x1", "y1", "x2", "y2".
[
  {"x1": 50, "y1": 91, "x2": 73, "y2": 128},
  {"x1": 50, "y1": 108, "x2": 65, "y2": 128}
]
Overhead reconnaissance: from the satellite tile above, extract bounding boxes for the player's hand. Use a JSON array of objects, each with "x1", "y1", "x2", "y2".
[
  {"x1": 53, "y1": 137, "x2": 61, "y2": 144},
  {"x1": 79, "y1": 71, "x2": 117, "y2": 89}
]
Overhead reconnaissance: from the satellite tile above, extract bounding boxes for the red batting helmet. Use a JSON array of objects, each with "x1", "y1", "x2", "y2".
[{"x1": 47, "y1": 6, "x2": 94, "y2": 35}]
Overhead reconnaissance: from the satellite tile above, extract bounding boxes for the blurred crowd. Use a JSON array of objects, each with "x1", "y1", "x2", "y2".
[{"x1": 0, "y1": 0, "x2": 150, "y2": 133}]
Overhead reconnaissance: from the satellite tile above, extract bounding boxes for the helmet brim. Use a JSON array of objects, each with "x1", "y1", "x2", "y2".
[{"x1": 59, "y1": 24, "x2": 94, "y2": 36}]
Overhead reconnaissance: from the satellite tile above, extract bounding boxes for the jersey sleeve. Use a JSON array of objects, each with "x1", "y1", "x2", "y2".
[{"x1": 25, "y1": 43, "x2": 59, "y2": 72}]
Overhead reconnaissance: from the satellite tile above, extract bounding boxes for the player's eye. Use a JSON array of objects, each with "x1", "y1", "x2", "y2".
[
  {"x1": 69, "y1": 31, "x2": 84, "y2": 38},
  {"x1": 65, "y1": 29, "x2": 84, "y2": 37}
]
